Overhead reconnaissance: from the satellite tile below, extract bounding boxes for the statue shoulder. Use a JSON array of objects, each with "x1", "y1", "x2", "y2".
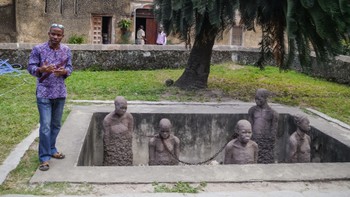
[
  {"x1": 249, "y1": 140, "x2": 259, "y2": 149},
  {"x1": 288, "y1": 132, "x2": 298, "y2": 144},
  {"x1": 124, "y1": 112, "x2": 134, "y2": 120},
  {"x1": 248, "y1": 106, "x2": 257, "y2": 114},
  {"x1": 103, "y1": 112, "x2": 114, "y2": 124},
  {"x1": 149, "y1": 136, "x2": 159, "y2": 145},
  {"x1": 226, "y1": 139, "x2": 236, "y2": 149},
  {"x1": 171, "y1": 135, "x2": 180, "y2": 144}
]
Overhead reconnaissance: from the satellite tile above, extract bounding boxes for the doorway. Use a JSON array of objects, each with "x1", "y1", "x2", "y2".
[
  {"x1": 91, "y1": 15, "x2": 112, "y2": 44},
  {"x1": 135, "y1": 9, "x2": 157, "y2": 44}
]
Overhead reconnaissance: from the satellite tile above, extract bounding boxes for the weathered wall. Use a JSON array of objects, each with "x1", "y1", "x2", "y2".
[
  {"x1": 0, "y1": 43, "x2": 349, "y2": 84},
  {"x1": 15, "y1": 0, "x2": 130, "y2": 43},
  {"x1": 78, "y1": 112, "x2": 350, "y2": 166},
  {"x1": 0, "y1": 44, "x2": 261, "y2": 70},
  {"x1": 0, "y1": 0, "x2": 16, "y2": 42}
]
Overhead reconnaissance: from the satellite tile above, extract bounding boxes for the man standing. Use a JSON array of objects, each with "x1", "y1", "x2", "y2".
[
  {"x1": 156, "y1": 28, "x2": 167, "y2": 45},
  {"x1": 136, "y1": 25, "x2": 146, "y2": 45},
  {"x1": 27, "y1": 23, "x2": 73, "y2": 171}
]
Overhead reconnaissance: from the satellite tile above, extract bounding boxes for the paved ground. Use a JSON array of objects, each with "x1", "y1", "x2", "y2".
[{"x1": 2, "y1": 190, "x2": 350, "y2": 197}]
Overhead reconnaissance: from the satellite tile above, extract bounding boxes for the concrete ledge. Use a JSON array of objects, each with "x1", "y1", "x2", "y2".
[{"x1": 30, "y1": 102, "x2": 350, "y2": 184}]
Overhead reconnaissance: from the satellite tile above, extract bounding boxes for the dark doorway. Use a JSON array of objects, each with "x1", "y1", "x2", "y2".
[
  {"x1": 135, "y1": 9, "x2": 157, "y2": 44},
  {"x1": 102, "y1": 16, "x2": 112, "y2": 44}
]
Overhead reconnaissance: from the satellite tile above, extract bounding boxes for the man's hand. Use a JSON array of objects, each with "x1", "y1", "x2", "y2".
[
  {"x1": 53, "y1": 67, "x2": 68, "y2": 76},
  {"x1": 39, "y1": 62, "x2": 55, "y2": 73}
]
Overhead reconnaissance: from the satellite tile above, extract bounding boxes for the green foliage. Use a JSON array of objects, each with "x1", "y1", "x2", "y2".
[
  {"x1": 154, "y1": 0, "x2": 238, "y2": 43},
  {"x1": 341, "y1": 39, "x2": 350, "y2": 55},
  {"x1": 152, "y1": 181, "x2": 207, "y2": 193},
  {"x1": 118, "y1": 18, "x2": 132, "y2": 30},
  {"x1": 155, "y1": 0, "x2": 350, "y2": 70},
  {"x1": 67, "y1": 34, "x2": 85, "y2": 44}
]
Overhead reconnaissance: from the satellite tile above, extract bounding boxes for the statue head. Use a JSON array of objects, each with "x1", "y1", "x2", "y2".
[
  {"x1": 234, "y1": 120, "x2": 252, "y2": 144},
  {"x1": 159, "y1": 118, "x2": 172, "y2": 139},
  {"x1": 114, "y1": 96, "x2": 127, "y2": 116},
  {"x1": 293, "y1": 114, "x2": 311, "y2": 133},
  {"x1": 255, "y1": 88, "x2": 269, "y2": 107}
]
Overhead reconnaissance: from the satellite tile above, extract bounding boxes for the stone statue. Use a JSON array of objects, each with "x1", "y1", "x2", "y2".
[
  {"x1": 149, "y1": 118, "x2": 180, "y2": 165},
  {"x1": 248, "y1": 88, "x2": 279, "y2": 163},
  {"x1": 224, "y1": 120, "x2": 258, "y2": 164},
  {"x1": 103, "y1": 96, "x2": 134, "y2": 166},
  {"x1": 287, "y1": 114, "x2": 311, "y2": 163}
]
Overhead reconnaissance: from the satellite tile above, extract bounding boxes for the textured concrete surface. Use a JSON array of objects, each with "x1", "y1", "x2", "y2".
[
  {"x1": 29, "y1": 101, "x2": 350, "y2": 184},
  {"x1": 2, "y1": 191, "x2": 350, "y2": 197}
]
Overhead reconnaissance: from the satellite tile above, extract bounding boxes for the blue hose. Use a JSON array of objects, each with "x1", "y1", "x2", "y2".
[{"x1": 0, "y1": 59, "x2": 23, "y2": 76}]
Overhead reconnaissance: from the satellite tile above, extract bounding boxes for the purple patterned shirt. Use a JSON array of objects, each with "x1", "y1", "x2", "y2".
[{"x1": 27, "y1": 42, "x2": 73, "y2": 99}]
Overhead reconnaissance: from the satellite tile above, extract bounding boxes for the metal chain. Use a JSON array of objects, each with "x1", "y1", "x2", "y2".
[
  {"x1": 161, "y1": 137, "x2": 230, "y2": 165},
  {"x1": 135, "y1": 131, "x2": 230, "y2": 165}
]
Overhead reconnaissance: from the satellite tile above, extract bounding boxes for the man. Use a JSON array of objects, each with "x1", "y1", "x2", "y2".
[
  {"x1": 103, "y1": 96, "x2": 134, "y2": 166},
  {"x1": 27, "y1": 23, "x2": 73, "y2": 171},
  {"x1": 136, "y1": 25, "x2": 146, "y2": 45},
  {"x1": 156, "y1": 28, "x2": 167, "y2": 45},
  {"x1": 149, "y1": 118, "x2": 180, "y2": 165},
  {"x1": 224, "y1": 120, "x2": 258, "y2": 164},
  {"x1": 248, "y1": 88, "x2": 279, "y2": 163}
]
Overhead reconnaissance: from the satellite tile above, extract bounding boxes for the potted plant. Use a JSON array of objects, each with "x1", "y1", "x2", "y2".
[{"x1": 118, "y1": 18, "x2": 132, "y2": 33}]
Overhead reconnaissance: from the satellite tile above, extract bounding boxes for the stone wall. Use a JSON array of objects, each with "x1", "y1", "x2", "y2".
[
  {"x1": 0, "y1": 44, "x2": 260, "y2": 70},
  {"x1": 0, "y1": 0, "x2": 16, "y2": 42},
  {"x1": 0, "y1": 43, "x2": 349, "y2": 85},
  {"x1": 15, "y1": 0, "x2": 130, "y2": 43}
]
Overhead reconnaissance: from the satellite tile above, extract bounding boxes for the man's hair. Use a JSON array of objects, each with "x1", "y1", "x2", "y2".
[{"x1": 50, "y1": 23, "x2": 65, "y2": 30}]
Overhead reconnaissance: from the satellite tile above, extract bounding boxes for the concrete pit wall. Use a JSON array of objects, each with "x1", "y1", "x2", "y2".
[{"x1": 78, "y1": 113, "x2": 350, "y2": 166}]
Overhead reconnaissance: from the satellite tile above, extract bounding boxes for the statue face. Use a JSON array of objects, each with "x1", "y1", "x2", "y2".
[
  {"x1": 255, "y1": 94, "x2": 267, "y2": 107},
  {"x1": 159, "y1": 125, "x2": 170, "y2": 139},
  {"x1": 238, "y1": 124, "x2": 252, "y2": 144},
  {"x1": 299, "y1": 119, "x2": 311, "y2": 133},
  {"x1": 114, "y1": 101, "x2": 127, "y2": 116}
]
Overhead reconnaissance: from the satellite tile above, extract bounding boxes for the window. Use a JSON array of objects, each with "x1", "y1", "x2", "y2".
[{"x1": 231, "y1": 26, "x2": 243, "y2": 46}]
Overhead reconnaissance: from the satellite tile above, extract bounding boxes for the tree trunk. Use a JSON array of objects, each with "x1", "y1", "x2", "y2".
[{"x1": 174, "y1": 20, "x2": 218, "y2": 90}]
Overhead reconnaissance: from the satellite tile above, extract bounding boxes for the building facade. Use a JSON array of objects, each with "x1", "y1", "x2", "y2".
[{"x1": 0, "y1": 0, "x2": 261, "y2": 47}]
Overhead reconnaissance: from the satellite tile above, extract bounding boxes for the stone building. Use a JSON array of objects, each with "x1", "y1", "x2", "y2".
[{"x1": 0, "y1": 0, "x2": 261, "y2": 47}]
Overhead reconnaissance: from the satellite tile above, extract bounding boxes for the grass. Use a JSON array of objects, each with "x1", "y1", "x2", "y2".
[
  {"x1": 152, "y1": 181, "x2": 207, "y2": 193},
  {"x1": 0, "y1": 63, "x2": 349, "y2": 194}
]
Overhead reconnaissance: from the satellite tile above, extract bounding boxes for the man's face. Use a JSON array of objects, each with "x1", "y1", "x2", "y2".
[
  {"x1": 255, "y1": 95, "x2": 266, "y2": 107},
  {"x1": 159, "y1": 125, "x2": 170, "y2": 139},
  {"x1": 114, "y1": 101, "x2": 127, "y2": 116},
  {"x1": 299, "y1": 119, "x2": 311, "y2": 133},
  {"x1": 238, "y1": 124, "x2": 252, "y2": 144},
  {"x1": 48, "y1": 27, "x2": 64, "y2": 45}
]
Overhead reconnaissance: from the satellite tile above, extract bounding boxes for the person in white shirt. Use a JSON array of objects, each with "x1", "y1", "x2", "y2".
[
  {"x1": 156, "y1": 28, "x2": 167, "y2": 45},
  {"x1": 136, "y1": 25, "x2": 146, "y2": 45}
]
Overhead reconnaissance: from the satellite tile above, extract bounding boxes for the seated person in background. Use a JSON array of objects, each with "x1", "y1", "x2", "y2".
[
  {"x1": 287, "y1": 114, "x2": 311, "y2": 163},
  {"x1": 149, "y1": 118, "x2": 180, "y2": 165},
  {"x1": 103, "y1": 96, "x2": 134, "y2": 166},
  {"x1": 224, "y1": 120, "x2": 258, "y2": 164},
  {"x1": 248, "y1": 88, "x2": 279, "y2": 163}
]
